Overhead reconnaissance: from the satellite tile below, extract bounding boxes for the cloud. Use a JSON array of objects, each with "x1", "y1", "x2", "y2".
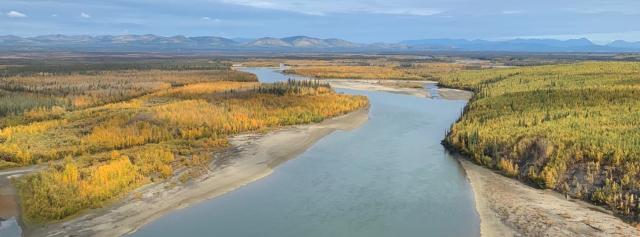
[
  {"x1": 202, "y1": 17, "x2": 223, "y2": 22},
  {"x1": 371, "y1": 8, "x2": 444, "y2": 16},
  {"x1": 501, "y1": 10, "x2": 523, "y2": 15},
  {"x1": 80, "y1": 12, "x2": 91, "y2": 18},
  {"x1": 220, "y1": 0, "x2": 443, "y2": 16},
  {"x1": 224, "y1": 0, "x2": 275, "y2": 9},
  {"x1": 221, "y1": 0, "x2": 325, "y2": 15},
  {"x1": 7, "y1": 10, "x2": 27, "y2": 18}
]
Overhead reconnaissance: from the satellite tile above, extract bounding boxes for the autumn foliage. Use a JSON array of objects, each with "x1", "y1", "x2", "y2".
[
  {"x1": 15, "y1": 155, "x2": 143, "y2": 221},
  {"x1": 439, "y1": 62, "x2": 640, "y2": 220},
  {"x1": 2, "y1": 62, "x2": 367, "y2": 223}
]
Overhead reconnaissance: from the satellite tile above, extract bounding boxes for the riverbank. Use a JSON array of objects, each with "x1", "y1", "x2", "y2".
[
  {"x1": 305, "y1": 77, "x2": 640, "y2": 236},
  {"x1": 460, "y1": 159, "x2": 639, "y2": 236},
  {"x1": 24, "y1": 108, "x2": 368, "y2": 237}
]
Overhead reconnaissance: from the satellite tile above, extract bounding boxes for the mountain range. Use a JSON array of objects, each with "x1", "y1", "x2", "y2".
[{"x1": 1, "y1": 34, "x2": 639, "y2": 53}]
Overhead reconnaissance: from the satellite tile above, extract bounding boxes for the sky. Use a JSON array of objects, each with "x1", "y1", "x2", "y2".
[{"x1": 2, "y1": 0, "x2": 640, "y2": 43}]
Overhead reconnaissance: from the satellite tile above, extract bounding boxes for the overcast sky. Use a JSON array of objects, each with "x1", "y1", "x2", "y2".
[{"x1": 2, "y1": 0, "x2": 640, "y2": 43}]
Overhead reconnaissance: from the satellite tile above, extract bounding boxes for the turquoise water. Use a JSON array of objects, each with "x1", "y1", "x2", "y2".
[{"x1": 131, "y1": 68, "x2": 480, "y2": 237}]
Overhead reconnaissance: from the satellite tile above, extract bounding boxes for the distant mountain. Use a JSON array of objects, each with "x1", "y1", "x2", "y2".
[
  {"x1": 283, "y1": 36, "x2": 331, "y2": 48},
  {"x1": 399, "y1": 38, "x2": 619, "y2": 52},
  {"x1": 0, "y1": 34, "x2": 243, "y2": 51},
  {"x1": 189, "y1": 36, "x2": 238, "y2": 47},
  {"x1": 401, "y1": 38, "x2": 482, "y2": 49},
  {"x1": 0, "y1": 34, "x2": 365, "y2": 52},
  {"x1": 245, "y1": 36, "x2": 363, "y2": 49},
  {"x1": 369, "y1": 42, "x2": 409, "y2": 50},
  {"x1": 1, "y1": 34, "x2": 639, "y2": 52},
  {"x1": 245, "y1": 37, "x2": 292, "y2": 47},
  {"x1": 231, "y1": 37, "x2": 256, "y2": 44},
  {"x1": 323, "y1": 38, "x2": 361, "y2": 48},
  {"x1": 0, "y1": 35, "x2": 27, "y2": 44},
  {"x1": 608, "y1": 40, "x2": 640, "y2": 49}
]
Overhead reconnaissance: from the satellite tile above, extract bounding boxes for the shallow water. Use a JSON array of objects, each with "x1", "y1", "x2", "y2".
[
  {"x1": 239, "y1": 67, "x2": 312, "y2": 83},
  {"x1": 131, "y1": 68, "x2": 480, "y2": 237},
  {"x1": 0, "y1": 217, "x2": 21, "y2": 237}
]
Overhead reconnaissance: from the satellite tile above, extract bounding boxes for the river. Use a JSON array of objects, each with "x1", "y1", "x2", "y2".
[{"x1": 131, "y1": 67, "x2": 480, "y2": 237}]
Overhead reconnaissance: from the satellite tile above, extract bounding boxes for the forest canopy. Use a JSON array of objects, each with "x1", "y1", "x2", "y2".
[
  {"x1": 1, "y1": 60, "x2": 367, "y2": 223},
  {"x1": 438, "y1": 62, "x2": 640, "y2": 221}
]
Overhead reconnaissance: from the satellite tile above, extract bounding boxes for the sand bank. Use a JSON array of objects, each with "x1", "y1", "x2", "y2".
[
  {"x1": 325, "y1": 79, "x2": 473, "y2": 100},
  {"x1": 460, "y1": 159, "x2": 639, "y2": 237}
]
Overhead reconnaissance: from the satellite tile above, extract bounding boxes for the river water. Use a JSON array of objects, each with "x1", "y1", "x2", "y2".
[{"x1": 131, "y1": 68, "x2": 480, "y2": 237}]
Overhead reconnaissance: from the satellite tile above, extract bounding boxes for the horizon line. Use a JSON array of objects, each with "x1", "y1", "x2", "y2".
[{"x1": 2, "y1": 34, "x2": 639, "y2": 45}]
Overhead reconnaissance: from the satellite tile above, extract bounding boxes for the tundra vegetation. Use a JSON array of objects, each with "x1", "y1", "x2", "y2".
[{"x1": 0, "y1": 60, "x2": 367, "y2": 223}]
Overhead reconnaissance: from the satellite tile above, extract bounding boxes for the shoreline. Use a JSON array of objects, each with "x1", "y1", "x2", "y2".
[
  {"x1": 325, "y1": 79, "x2": 474, "y2": 100},
  {"x1": 326, "y1": 79, "x2": 431, "y2": 97},
  {"x1": 24, "y1": 108, "x2": 369, "y2": 237},
  {"x1": 459, "y1": 158, "x2": 639, "y2": 236}
]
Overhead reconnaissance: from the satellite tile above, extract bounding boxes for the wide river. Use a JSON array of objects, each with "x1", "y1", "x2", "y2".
[{"x1": 131, "y1": 68, "x2": 480, "y2": 237}]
